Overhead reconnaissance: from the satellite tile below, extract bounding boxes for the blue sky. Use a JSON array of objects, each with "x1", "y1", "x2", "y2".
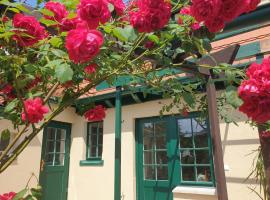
[{"x1": 18, "y1": 0, "x2": 131, "y2": 7}]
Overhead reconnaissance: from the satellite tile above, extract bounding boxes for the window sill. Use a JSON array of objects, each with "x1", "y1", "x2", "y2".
[
  {"x1": 172, "y1": 186, "x2": 216, "y2": 196},
  {"x1": 79, "y1": 160, "x2": 104, "y2": 166}
]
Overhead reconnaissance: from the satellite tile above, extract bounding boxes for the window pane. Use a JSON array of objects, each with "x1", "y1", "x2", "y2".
[
  {"x1": 197, "y1": 166, "x2": 212, "y2": 182},
  {"x1": 56, "y1": 129, "x2": 66, "y2": 140},
  {"x1": 90, "y1": 145, "x2": 97, "y2": 157},
  {"x1": 45, "y1": 153, "x2": 54, "y2": 165},
  {"x1": 156, "y1": 151, "x2": 168, "y2": 165},
  {"x1": 143, "y1": 123, "x2": 154, "y2": 150},
  {"x1": 91, "y1": 134, "x2": 97, "y2": 146},
  {"x1": 144, "y1": 165, "x2": 155, "y2": 180},
  {"x1": 54, "y1": 153, "x2": 65, "y2": 166},
  {"x1": 98, "y1": 145, "x2": 102, "y2": 158},
  {"x1": 195, "y1": 150, "x2": 210, "y2": 164},
  {"x1": 143, "y1": 136, "x2": 154, "y2": 150},
  {"x1": 182, "y1": 167, "x2": 195, "y2": 181},
  {"x1": 46, "y1": 141, "x2": 55, "y2": 153},
  {"x1": 181, "y1": 150, "x2": 194, "y2": 164},
  {"x1": 178, "y1": 119, "x2": 193, "y2": 148},
  {"x1": 56, "y1": 141, "x2": 65, "y2": 153},
  {"x1": 157, "y1": 166, "x2": 168, "y2": 180},
  {"x1": 144, "y1": 151, "x2": 155, "y2": 165},
  {"x1": 155, "y1": 122, "x2": 167, "y2": 149},
  {"x1": 47, "y1": 127, "x2": 55, "y2": 140}
]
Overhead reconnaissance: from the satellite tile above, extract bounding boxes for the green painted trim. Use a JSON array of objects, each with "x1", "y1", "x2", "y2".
[
  {"x1": 114, "y1": 87, "x2": 122, "y2": 200},
  {"x1": 215, "y1": 4, "x2": 270, "y2": 41},
  {"x1": 79, "y1": 160, "x2": 104, "y2": 166}
]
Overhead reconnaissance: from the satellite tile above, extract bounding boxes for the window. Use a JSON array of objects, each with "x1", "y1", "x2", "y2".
[
  {"x1": 86, "y1": 121, "x2": 103, "y2": 160},
  {"x1": 137, "y1": 113, "x2": 215, "y2": 192},
  {"x1": 178, "y1": 116, "x2": 214, "y2": 186}
]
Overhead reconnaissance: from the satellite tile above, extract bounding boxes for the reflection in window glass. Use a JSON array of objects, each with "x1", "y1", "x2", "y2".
[{"x1": 178, "y1": 116, "x2": 213, "y2": 184}]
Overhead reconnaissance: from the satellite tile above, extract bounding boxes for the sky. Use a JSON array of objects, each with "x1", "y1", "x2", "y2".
[{"x1": 17, "y1": 0, "x2": 131, "y2": 7}]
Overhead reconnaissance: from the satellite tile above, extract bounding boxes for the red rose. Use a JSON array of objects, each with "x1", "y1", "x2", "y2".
[
  {"x1": 238, "y1": 57, "x2": 270, "y2": 124},
  {"x1": 12, "y1": 14, "x2": 47, "y2": 47},
  {"x1": 190, "y1": 0, "x2": 221, "y2": 22},
  {"x1": 84, "y1": 64, "x2": 97, "y2": 74},
  {"x1": 130, "y1": 1, "x2": 171, "y2": 33},
  {"x1": 181, "y1": 107, "x2": 189, "y2": 117},
  {"x1": 245, "y1": 0, "x2": 261, "y2": 12},
  {"x1": 204, "y1": 16, "x2": 225, "y2": 33},
  {"x1": 180, "y1": 6, "x2": 191, "y2": 15},
  {"x1": 84, "y1": 105, "x2": 106, "y2": 122},
  {"x1": 26, "y1": 76, "x2": 42, "y2": 90},
  {"x1": 191, "y1": 22, "x2": 201, "y2": 30},
  {"x1": 77, "y1": 0, "x2": 111, "y2": 29},
  {"x1": 220, "y1": 0, "x2": 247, "y2": 22},
  {"x1": 65, "y1": 29, "x2": 103, "y2": 63},
  {"x1": 0, "y1": 84, "x2": 15, "y2": 100},
  {"x1": 1, "y1": 15, "x2": 8, "y2": 23},
  {"x1": 21, "y1": 97, "x2": 49, "y2": 123},
  {"x1": 44, "y1": 1, "x2": 68, "y2": 23},
  {"x1": 144, "y1": 41, "x2": 155, "y2": 49},
  {"x1": 108, "y1": 0, "x2": 126, "y2": 16},
  {"x1": 60, "y1": 17, "x2": 82, "y2": 32},
  {"x1": 0, "y1": 192, "x2": 16, "y2": 200}
]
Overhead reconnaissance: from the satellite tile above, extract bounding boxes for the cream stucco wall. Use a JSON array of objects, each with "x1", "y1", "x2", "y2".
[{"x1": 0, "y1": 99, "x2": 261, "y2": 200}]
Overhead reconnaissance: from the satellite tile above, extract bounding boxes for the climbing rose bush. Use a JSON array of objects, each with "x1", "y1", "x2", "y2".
[
  {"x1": 0, "y1": 0, "x2": 257, "y2": 173},
  {"x1": 238, "y1": 57, "x2": 270, "y2": 124}
]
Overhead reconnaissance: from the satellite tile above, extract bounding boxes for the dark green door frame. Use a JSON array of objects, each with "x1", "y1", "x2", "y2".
[{"x1": 114, "y1": 86, "x2": 122, "y2": 200}]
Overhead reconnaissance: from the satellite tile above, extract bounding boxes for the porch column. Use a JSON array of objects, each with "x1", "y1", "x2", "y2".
[
  {"x1": 114, "y1": 86, "x2": 122, "y2": 200},
  {"x1": 206, "y1": 78, "x2": 228, "y2": 200}
]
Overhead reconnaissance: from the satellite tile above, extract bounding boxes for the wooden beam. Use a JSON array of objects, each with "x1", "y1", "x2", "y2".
[
  {"x1": 105, "y1": 99, "x2": 114, "y2": 108},
  {"x1": 197, "y1": 45, "x2": 240, "y2": 200},
  {"x1": 130, "y1": 93, "x2": 142, "y2": 103}
]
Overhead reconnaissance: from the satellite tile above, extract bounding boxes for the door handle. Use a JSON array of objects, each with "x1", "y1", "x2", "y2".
[{"x1": 40, "y1": 159, "x2": 45, "y2": 172}]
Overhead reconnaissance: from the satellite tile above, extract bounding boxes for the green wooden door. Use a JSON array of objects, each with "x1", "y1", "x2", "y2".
[
  {"x1": 136, "y1": 117, "x2": 176, "y2": 200},
  {"x1": 39, "y1": 121, "x2": 71, "y2": 200}
]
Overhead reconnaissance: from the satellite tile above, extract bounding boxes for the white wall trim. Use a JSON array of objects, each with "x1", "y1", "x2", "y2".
[{"x1": 172, "y1": 186, "x2": 217, "y2": 196}]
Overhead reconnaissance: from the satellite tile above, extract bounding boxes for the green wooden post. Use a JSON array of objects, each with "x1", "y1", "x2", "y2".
[{"x1": 114, "y1": 86, "x2": 122, "y2": 200}]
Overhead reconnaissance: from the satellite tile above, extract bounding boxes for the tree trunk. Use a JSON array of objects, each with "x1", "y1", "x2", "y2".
[{"x1": 258, "y1": 125, "x2": 270, "y2": 199}]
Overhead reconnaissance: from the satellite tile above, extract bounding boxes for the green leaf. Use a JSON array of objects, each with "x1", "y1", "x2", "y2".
[
  {"x1": 40, "y1": 18, "x2": 58, "y2": 26},
  {"x1": 16, "y1": 4, "x2": 31, "y2": 13},
  {"x1": 13, "y1": 189, "x2": 28, "y2": 200},
  {"x1": 51, "y1": 49, "x2": 67, "y2": 58},
  {"x1": 123, "y1": 25, "x2": 137, "y2": 42},
  {"x1": 113, "y1": 27, "x2": 128, "y2": 42},
  {"x1": 225, "y1": 86, "x2": 243, "y2": 108},
  {"x1": 182, "y1": 92, "x2": 195, "y2": 108},
  {"x1": 55, "y1": 64, "x2": 74, "y2": 83},
  {"x1": 4, "y1": 99, "x2": 19, "y2": 113},
  {"x1": 49, "y1": 37, "x2": 63, "y2": 48},
  {"x1": 40, "y1": 8, "x2": 54, "y2": 17},
  {"x1": 67, "y1": 12, "x2": 77, "y2": 19},
  {"x1": 30, "y1": 187, "x2": 42, "y2": 199},
  {"x1": 148, "y1": 34, "x2": 159, "y2": 44},
  {"x1": 108, "y1": 3, "x2": 114, "y2": 12},
  {"x1": 8, "y1": 7, "x2": 20, "y2": 13},
  {"x1": 1, "y1": 129, "x2": 10, "y2": 141}
]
